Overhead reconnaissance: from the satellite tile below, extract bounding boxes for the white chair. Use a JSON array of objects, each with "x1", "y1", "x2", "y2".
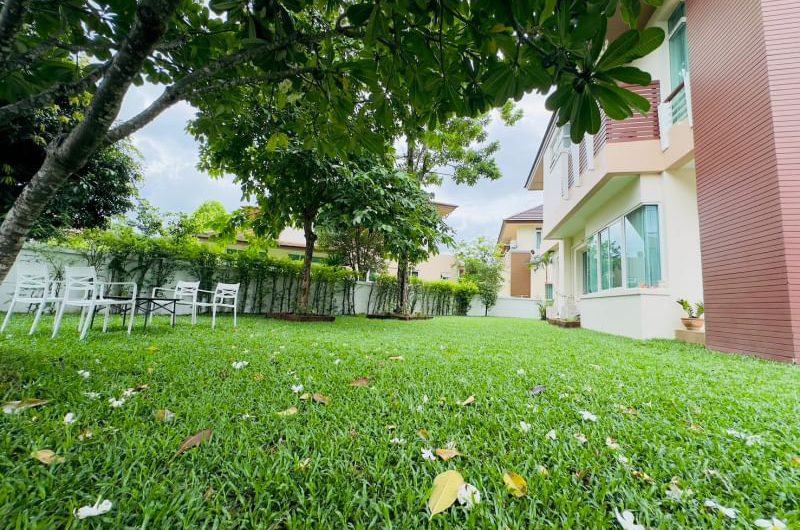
[
  {"x1": 151, "y1": 280, "x2": 200, "y2": 325},
  {"x1": 195, "y1": 283, "x2": 239, "y2": 329},
  {"x1": 52, "y1": 266, "x2": 137, "y2": 340},
  {"x1": 1, "y1": 263, "x2": 62, "y2": 335}
]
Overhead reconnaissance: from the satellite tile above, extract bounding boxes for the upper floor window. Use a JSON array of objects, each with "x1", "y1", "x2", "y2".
[
  {"x1": 582, "y1": 205, "x2": 662, "y2": 294},
  {"x1": 535, "y1": 229, "x2": 542, "y2": 249},
  {"x1": 668, "y1": 2, "x2": 689, "y2": 90}
]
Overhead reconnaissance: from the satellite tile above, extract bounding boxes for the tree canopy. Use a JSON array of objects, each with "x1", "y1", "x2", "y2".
[{"x1": 456, "y1": 237, "x2": 505, "y2": 316}]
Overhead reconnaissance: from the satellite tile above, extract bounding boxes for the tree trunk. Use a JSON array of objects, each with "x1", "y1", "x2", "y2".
[
  {"x1": 0, "y1": 0, "x2": 30, "y2": 66},
  {"x1": 396, "y1": 257, "x2": 410, "y2": 315},
  {"x1": 296, "y1": 216, "x2": 317, "y2": 314},
  {"x1": 0, "y1": 0, "x2": 180, "y2": 283}
]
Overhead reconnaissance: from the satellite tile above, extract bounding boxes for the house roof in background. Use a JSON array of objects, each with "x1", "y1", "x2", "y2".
[
  {"x1": 433, "y1": 201, "x2": 458, "y2": 217},
  {"x1": 503, "y1": 204, "x2": 544, "y2": 222}
]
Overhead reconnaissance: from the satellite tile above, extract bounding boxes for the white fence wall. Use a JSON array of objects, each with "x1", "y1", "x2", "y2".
[{"x1": 1, "y1": 246, "x2": 543, "y2": 320}]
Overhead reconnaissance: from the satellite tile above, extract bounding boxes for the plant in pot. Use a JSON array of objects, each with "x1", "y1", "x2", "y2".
[{"x1": 677, "y1": 299, "x2": 705, "y2": 330}]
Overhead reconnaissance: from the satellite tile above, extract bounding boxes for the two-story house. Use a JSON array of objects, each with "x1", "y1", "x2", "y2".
[
  {"x1": 527, "y1": 0, "x2": 800, "y2": 364},
  {"x1": 496, "y1": 205, "x2": 552, "y2": 301}
]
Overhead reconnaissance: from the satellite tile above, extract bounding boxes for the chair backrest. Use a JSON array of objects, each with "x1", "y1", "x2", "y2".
[
  {"x1": 214, "y1": 283, "x2": 240, "y2": 304},
  {"x1": 14, "y1": 263, "x2": 50, "y2": 297},
  {"x1": 63, "y1": 266, "x2": 98, "y2": 302},
  {"x1": 175, "y1": 281, "x2": 200, "y2": 301}
]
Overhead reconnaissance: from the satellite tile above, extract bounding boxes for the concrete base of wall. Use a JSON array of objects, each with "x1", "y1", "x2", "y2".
[{"x1": 675, "y1": 329, "x2": 706, "y2": 345}]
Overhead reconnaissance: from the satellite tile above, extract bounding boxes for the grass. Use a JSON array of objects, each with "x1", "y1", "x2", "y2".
[{"x1": 0, "y1": 314, "x2": 798, "y2": 529}]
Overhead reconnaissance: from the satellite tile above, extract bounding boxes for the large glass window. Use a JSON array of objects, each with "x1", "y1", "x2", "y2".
[
  {"x1": 625, "y1": 205, "x2": 662, "y2": 288},
  {"x1": 668, "y1": 3, "x2": 689, "y2": 90},
  {"x1": 582, "y1": 205, "x2": 662, "y2": 294},
  {"x1": 582, "y1": 234, "x2": 598, "y2": 294}
]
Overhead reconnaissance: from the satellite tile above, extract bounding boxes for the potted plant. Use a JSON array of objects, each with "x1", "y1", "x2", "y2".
[{"x1": 677, "y1": 299, "x2": 705, "y2": 330}]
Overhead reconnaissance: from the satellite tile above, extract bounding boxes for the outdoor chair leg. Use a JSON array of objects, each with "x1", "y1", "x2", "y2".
[
  {"x1": 29, "y1": 301, "x2": 47, "y2": 335},
  {"x1": 233, "y1": 306, "x2": 237, "y2": 328},
  {"x1": 212, "y1": 305, "x2": 217, "y2": 329},
  {"x1": 102, "y1": 306, "x2": 110, "y2": 333},
  {"x1": 127, "y1": 302, "x2": 135, "y2": 335},
  {"x1": 192, "y1": 305, "x2": 197, "y2": 325},
  {"x1": 80, "y1": 304, "x2": 94, "y2": 341},
  {"x1": 52, "y1": 303, "x2": 67, "y2": 339},
  {"x1": 1, "y1": 300, "x2": 15, "y2": 333},
  {"x1": 78, "y1": 307, "x2": 86, "y2": 332}
]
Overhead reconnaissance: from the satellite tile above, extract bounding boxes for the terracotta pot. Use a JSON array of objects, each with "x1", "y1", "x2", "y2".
[{"x1": 681, "y1": 318, "x2": 704, "y2": 331}]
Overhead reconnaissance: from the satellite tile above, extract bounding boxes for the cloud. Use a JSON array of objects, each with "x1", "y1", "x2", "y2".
[{"x1": 119, "y1": 84, "x2": 550, "y2": 237}]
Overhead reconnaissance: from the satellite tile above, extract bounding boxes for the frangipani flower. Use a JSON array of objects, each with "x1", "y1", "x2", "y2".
[
  {"x1": 456, "y1": 483, "x2": 481, "y2": 510},
  {"x1": 726, "y1": 428, "x2": 762, "y2": 446},
  {"x1": 519, "y1": 421, "x2": 532, "y2": 433},
  {"x1": 665, "y1": 483, "x2": 692, "y2": 501},
  {"x1": 77, "y1": 370, "x2": 90, "y2": 379},
  {"x1": 574, "y1": 432, "x2": 588, "y2": 444},
  {"x1": 74, "y1": 498, "x2": 113, "y2": 519},
  {"x1": 614, "y1": 509, "x2": 645, "y2": 530},
  {"x1": 580, "y1": 410, "x2": 597, "y2": 422},
  {"x1": 109, "y1": 397, "x2": 125, "y2": 408},
  {"x1": 83, "y1": 391, "x2": 101, "y2": 399},
  {"x1": 546, "y1": 429, "x2": 557, "y2": 440},
  {"x1": 606, "y1": 437, "x2": 620, "y2": 450},
  {"x1": 755, "y1": 517, "x2": 787, "y2": 530},
  {"x1": 421, "y1": 448, "x2": 436, "y2": 461},
  {"x1": 516, "y1": 369, "x2": 525, "y2": 376},
  {"x1": 64, "y1": 413, "x2": 76, "y2": 425},
  {"x1": 389, "y1": 437, "x2": 406, "y2": 445},
  {"x1": 291, "y1": 384, "x2": 304, "y2": 394},
  {"x1": 422, "y1": 394, "x2": 429, "y2": 403},
  {"x1": 231, "y1": 361, "x2": 249, "y2": 369},
  {"x1": 334, "y1": 359, "x2": 342, "y2": 365},
  {"x1": 704, "y1": 499, "x2": 737, "y2": 519}
]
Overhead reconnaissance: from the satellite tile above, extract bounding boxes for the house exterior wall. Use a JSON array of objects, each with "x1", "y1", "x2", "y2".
[
  {"x1": 685, "y1": 0, "x2": 800, "y2": 362},
  {"x1": 498, "y1": 221, "x2": 549, "y2": 300},
  {"x1": 386, "y1": 253, "x2": 459, "y2": 282}
]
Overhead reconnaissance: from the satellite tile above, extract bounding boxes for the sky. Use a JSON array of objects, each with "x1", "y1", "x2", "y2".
[{"x1": 119, "y1": 84, "x2": 549, "y2": 245}]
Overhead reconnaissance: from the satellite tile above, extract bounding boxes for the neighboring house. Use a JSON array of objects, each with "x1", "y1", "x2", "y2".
[
  {"x1": 496, "y1": 205, "x2": 551, "y2": 300},
  {"x1": 385, "y1": 201, "x2": 461, "y2": 282},
  {"x1": 526, "y1": 0, "x2": 800, "y2": 364},
  {"x1": 196, "y1": 228, "x2": 328, "y2": 263}
]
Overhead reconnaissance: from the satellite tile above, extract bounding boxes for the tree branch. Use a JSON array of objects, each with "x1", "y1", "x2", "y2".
[
  {"x1": 0, "y1": 63, "x2": 108, "y2": 126},
  {"x1": 0, "y1": 0, "x2": 30, "y2": 65}
]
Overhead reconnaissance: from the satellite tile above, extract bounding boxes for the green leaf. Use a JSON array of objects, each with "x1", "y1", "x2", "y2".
[
  {"x1": 604, "y1": 66, "x2": 651, "y2": 85},
  {"x1": 620, "y1": 0, "x2": 641, "y2": 28},
  {"x1": 597, "y1": 30, "x2": 639, "y2": 70},
  {"x1": 346, "y1": 3, "x2": 374, "y2": 26},
  {"x1": 628, "y1": 27, "x2": 666, "y2": 61},
  {"x1": 539, "y1": 0, "x2": 557, "y2": 24},
  {"x1": 265, "y1": 132, "x2": 290, "y2": 152},
  {"x1": 605, "y1": 84, "x2": 651, "y2": 114},
  {"x1": 593, "y1": 85, "x2": 634, "y2": 120}
]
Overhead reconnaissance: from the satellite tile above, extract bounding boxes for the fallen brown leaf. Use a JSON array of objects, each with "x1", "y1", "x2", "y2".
[
  {"x1": 312, "y1": 393, "x2": 329, "y2": 405},
  {"x1": 254, "y1": 373, "x2": 265, "y2": 381},
  {"x1": 503, "y1": 471, "x2": 528, "y2": 497},
  {"x1": 632, "y1": 470, "x2": 654, "y2": 483},
  {"x1": 2, "y1": 398, "x2": 49, "y2": 414},
  {"x1": 203, "y1": 487, "x2": 215, "y2": 502},
  {"x1": 417, "y1": 428, "x2": 429, "y2": 440},
  {"x1": 459, "y1": 395, "x2": 475, "y2": 406},
  {"x1": 435, "y1": 448, "x2": 460, "y2": 461},
  {"x1": 299, "y1": 393, "x2": 311, "y2": 400},
  {"x1": 31, "y1": 449, "x2": 64, "y2": 465},
  {"x1": 350, "y1": 377, "x2": 370, "y2": 387},
  {"x1": 176, "y1": 429, "x2": 213, "y2": 455}
]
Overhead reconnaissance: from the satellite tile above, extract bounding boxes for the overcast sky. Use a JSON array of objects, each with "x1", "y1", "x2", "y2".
[{"x1": 119, "y1": 85, "x2": 548, "y2": 244}]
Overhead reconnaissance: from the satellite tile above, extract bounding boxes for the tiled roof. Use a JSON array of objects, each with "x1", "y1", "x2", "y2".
[{"x1": 503, "y1": 204, "x2": 543, "y2": 222}]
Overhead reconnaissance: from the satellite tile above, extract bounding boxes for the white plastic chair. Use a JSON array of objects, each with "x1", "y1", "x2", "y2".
[
  {"x1": 52, "y1": 266, "x2": 137, "y2": 340},
  {"x1": 1, "y1": 263, "x2": 62, "y2": 335},
  {"x1": 195, "y1": 283, "x2": 239, "y2": 329},
  {"x1": 151, "y1": 280, "x2": 200, "y2": 325}
]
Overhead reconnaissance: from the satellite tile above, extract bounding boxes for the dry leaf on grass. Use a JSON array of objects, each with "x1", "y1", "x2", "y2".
[
  {"x1": 312, "y1": 393, "x2": 330, "y2": 405},
  {"x1": 386, "y1": 424, "x2": 397, "y2": 431},
  {"x1": 503, "y1": 471, "x2": 528, "y2": 497},
  {"x1": 254, "y1": 373, "x2": 265, "y2": 382},
  {"x1": 350, "y1": 377, "x2": 370, "y2": 387},
  {"x1": 435, "y1": 448, "x2": 460, "y2": 461},
  {"x1": 427, "y1": 470, "x2": 465, "y2": 517},
  {"x1": 298, "y1": 457, "x2": 311, "y2": 470},
  {"x1": 32, "y1": 449, "x2": 64, "y2": 465},
  {"x1": 459, "y1": 395, "x2": 475, "y2": 407},
  {"x1": 417, "y1": 428, "x2": 429, "y2": 440},
  {"x1": 176, "y1": 429, "x2": 212, "y2": 455},
  {"x1": 389, "y1": 356, "x2": 405, "y2": 361},
  {"x1": 277, "y1": 406, "x2": 298, "y2": 416},
  {"x1": 299, "y1": 392, "x2": 311, "y2": 400},
  {"x1": 155, "y1": 409, "x2": 176, "y2": 422},
  {"x1": 3, "y1": 399, "x2": 49, "y2": 414}
]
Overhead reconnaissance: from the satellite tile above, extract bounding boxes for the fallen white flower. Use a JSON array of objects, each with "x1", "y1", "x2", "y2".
[
  {"x1": 389, "y1": 437, "x2": 406, "y2": 445},
  {"x1": 77, "y1": 370, "x2": 90, "y2": 379},
  {"x1": 704, "y1": 499, "x2": 737, "y2": 519},
  {"x1": 665, "y1": 483, "x2": 692, "y2": 501},
  {"x1": 614, "y1": 509, "x2": 645, "y2": 530},
  {"x1": 291, "y1": 384, "x2": 304, "y2": 394},
  {"x1": 63, "y1": 413, "x2": 76, "y2": 425},
  {"x1": 122, "y1": 388, "x2": 136, "y2": 398},
  {"x1": 83, "y1": 391, "x2": 101, "y2": 399},
  {"x1": 74, "y1": 499, "x2": 113, "y2": 519},
  {"x1": 574, "y1": 432, "x2": 588, "y2": 444},
  {"x1": 580, "y1": 410, "x2": 597, "y2": 422},
  {"x1": 109, "y1": 398, "x2": 125, "y2": 408},
  {"x1": 516, "y1": 369, "x2": 525, "y2": 376},
  {"x1": 231, "y1": 361, "x2": 249, "y2": 370},
  {"x1": 456, "y1": 483, "x2": 481, "y2": 510},
  {"x1": 617, "y1": 455, "x2": 630, "y2": 465},
  {"x1": 546, "y1": 429, "x2": 557, "y2": 440},
  {"x1": 606, "y1": 437, "x2": 620, "y2": 450},
  {"x1": 334, "y1": 359, "x2": 342, "y2": 365},
  {"x1": 755, "y1": 517, "x2": 787, "y2": 530},
  {"x1": 519, "y1": 421, "x2": 532, "y2": 433},
  {"x1": 421, "y1": 448, "x2": 436, "y2": 461},
  {"x1": 422, "y1": 394, "x2": 429, "y2": 403}
]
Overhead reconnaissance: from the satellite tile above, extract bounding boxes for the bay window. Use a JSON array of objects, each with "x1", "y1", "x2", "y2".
[{"x1": 582, "y1": 205, "x2": 662, "y2": 294}]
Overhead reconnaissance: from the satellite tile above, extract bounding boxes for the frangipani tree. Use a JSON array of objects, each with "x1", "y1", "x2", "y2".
[{"x1": 0, "y1": 0, "x2": 664, "y2": 281}]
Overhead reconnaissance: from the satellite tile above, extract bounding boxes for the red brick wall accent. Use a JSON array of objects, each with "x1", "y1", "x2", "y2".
[{"x1": 686, "y1": 0, "x2": 800, "y2": 362}]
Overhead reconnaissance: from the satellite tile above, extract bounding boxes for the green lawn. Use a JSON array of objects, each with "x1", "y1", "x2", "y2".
[{"x1": 1, "y1": 315, "x2": 798, "y2": 529}]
